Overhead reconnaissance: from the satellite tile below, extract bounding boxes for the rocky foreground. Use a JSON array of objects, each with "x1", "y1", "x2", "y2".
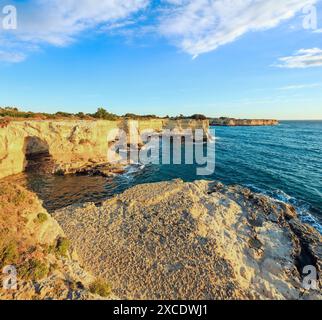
[{"x1": 53, "y1": 180, "x2": 321, "y2": 300}]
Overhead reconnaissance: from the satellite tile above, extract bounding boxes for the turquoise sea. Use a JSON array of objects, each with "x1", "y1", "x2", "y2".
[{"x1": 18, "y1": 121, "x2": 322, "y2": 233}]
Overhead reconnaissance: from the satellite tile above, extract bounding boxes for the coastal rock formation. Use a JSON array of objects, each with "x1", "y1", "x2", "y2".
[
  {"x1": 0, "y1": 182, "x2": 116, "y2": 300},
  {"x1": 0, "y1": 119, "x2": 209, "y2": 179},
  {"x1": 210, "y1": 118, "x2": 279, "y2": 126},
  {"x1": 53, "y1": 180, "x2": 321, "y2": 300}
]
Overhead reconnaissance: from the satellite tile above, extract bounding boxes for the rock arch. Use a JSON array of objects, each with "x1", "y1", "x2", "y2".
[{"x1": 23, "y1": 136, "x2": 54, "y2": 173}]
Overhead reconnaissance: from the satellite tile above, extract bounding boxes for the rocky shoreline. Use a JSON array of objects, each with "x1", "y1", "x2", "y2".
[{"x1": 52, "y1": 179, "x2": 321, "y2": 300}]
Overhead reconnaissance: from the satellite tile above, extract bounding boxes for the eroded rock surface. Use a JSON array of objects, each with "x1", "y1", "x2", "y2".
[
  {"x1": 0, "y1": 119, "x2": 210, "y2": 179},
  {"x1": 53, "y1": 180, "x2": 321, "y2": 300}
]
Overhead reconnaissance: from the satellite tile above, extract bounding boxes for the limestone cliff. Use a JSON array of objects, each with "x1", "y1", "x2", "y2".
[
  {"x1": 53, "y1": 180, "x2": 321, "y2": 300},
  {"x1": 210, "y1": 118, "x2": 279, "y2": 126},
  {"x1": 0, "y1": 119, "x2": 209, "y2": 179}
]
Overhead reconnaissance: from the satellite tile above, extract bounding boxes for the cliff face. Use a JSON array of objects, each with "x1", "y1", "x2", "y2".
[
  {"x1": 210, "y1": 118, "x2": 279, "y2": 126},
  {"x1": 53, "y1": 180, "x2": 321, "y2": 300},
  {"x1": 0, "y1": 119, "x2": 209, "y2": 179}
]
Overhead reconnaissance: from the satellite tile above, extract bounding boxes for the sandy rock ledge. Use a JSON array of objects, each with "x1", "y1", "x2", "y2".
[{"x1": 53, "y1": 179, "x2": 321, "y2": 300}]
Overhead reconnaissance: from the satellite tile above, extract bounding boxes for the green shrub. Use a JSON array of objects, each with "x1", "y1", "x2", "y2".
[
  {"x1": 36, "y1": 213, "x2": 48, "y2": 224},
  {"x1": 92, "y1": 108, "x2": 119, "y2": 121},
  {"x1": 19, "y1": 259, "x2": 49, "y2": 281},
  {"x1": 0, "y1": 242, "x2": 19, "y2": 267},
  {"x1": 89, "y1": 279, "x2": 111, "y2": 297},
  {"x1": 123, "y1": 113, "x2": 159, "y2": 120},
  {"x1": 55, "y1": 237, "x2": 70, "y2": 257},
  {"x1": 190, "y1": 114, "x2": 207, "y2": 120},
  {"x1": 1, "y1": 106, "x2": 174, "y2": 121},
  {"x1": 76, "y1": 112, "x2": 86, "y2": 119}
]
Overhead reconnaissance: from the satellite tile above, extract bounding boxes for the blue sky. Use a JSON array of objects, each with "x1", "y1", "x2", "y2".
[{"x1": 0, "y1": 0, "x2": 322, "y2": 119}]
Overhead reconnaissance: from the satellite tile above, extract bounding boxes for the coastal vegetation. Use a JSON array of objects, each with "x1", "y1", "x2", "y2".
[
  {"x1": 89, "y1": 279, "x2": 112, "y2": 297},
  {"x1": 35, "y1": 212, "x2": 48, "y2": 224},
  {"x1": 1, "y1": 107, "x2": 279, "y2": 129},
  {"x1": 55, "y1": 237, "x2": 70, "y2": 257},
  {"x1": 0, "y1": 106, "x2": 208, "y2": 122},
  {"x1": 1, "y1": 107, "x2": 279, "y2": 128},
  {"x1": 19, "y1": 259, "x2": 49, "y2": 281},
  {"x1": 0, "y1": 181, "x2": 115, "y2": 299},
  {"x1": 0, "y1": 182, "x2": 49, "y2": 277}
]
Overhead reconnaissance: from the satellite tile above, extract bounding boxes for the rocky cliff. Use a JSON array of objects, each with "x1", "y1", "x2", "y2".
[
  {"x1": 0, "y1": 119, "x2": 209, "y2": 179},
  {"x1": 53, "y1": 180, "x2": 321, "y2": 300},
  {"x1": 210, "y1": 118, "x2": 279, "y2": 126}
]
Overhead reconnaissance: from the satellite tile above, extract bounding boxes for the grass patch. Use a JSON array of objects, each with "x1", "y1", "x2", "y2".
[
  {"x1": 55, "y1": 237, "x2": 70, "y2": 257},
  {"x1": 89, "y1": 279, "x2": 111, "y2": 297},
  {"x1": 0, "y1": 242, "x2": 19, "y2": 268},
  {"x1": 19, "y1": 259, "x2": 49, "y2": 281},
  {"x1": 35, "y1": 213, "x2": 48, "y2": 224}
]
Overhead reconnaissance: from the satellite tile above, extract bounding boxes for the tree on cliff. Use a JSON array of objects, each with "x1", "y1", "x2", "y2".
[
  {"x1": 190, "y1": 114, "x2": 207, "y2": 120},
  {"x1": 92, "y1": 108, "x2": 119, "y2": 121}
]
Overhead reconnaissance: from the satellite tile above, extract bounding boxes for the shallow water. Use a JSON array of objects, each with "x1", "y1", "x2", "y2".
[{"x1": 12, "y1": 121, "x2": 322, "y2": 232}]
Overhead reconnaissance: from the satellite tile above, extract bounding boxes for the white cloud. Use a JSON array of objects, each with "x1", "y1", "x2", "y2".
[
  {"x1": 0, "y1": 50, "x2": 25, "y2": 63},
  {"x1": 0, "y1": 0, "x2": 149, "y2": 61},
  {"x1": 278, "y1": 83, "x2": 322, "y2": 90},
  {"x1": 275, "y1": 48, "x2": 322, "y2": 68},
  {"x1": 158, "y1": 0, "x2": 318, "y2": 57},
  {"x1": 0, "y1": 0, "x2": 321, "y2": 62}
]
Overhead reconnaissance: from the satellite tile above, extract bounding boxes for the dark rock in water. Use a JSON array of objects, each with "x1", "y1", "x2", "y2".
[
  {"x1": 57, "y1": 162, "x2": 126, "y2": 177},
  {"x1": 88, "y1": 164, "x2": 126, "y2": 177}
]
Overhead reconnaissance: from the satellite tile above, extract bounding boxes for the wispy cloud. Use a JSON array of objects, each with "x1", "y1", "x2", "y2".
[
  {"x1": 0, "y1": 0, "x2": 149, "y2": 62},
  {"x1": 158, "y1": 0, "x2": 318, "y2": 57},
  {"x1": 275, "y1": 48, "x2": 322, "y2": 68},
  {"x1": 278, "y1": 83, "x2": 322, "y2": 90},
  {"x1": 0, "y1": 0, "x2": 320, "y2": 62},
  {"x1": 0, "y1": 50, "x2": 25, "y2": 63}
]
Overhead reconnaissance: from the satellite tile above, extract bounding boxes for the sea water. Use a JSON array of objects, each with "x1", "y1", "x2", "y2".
[{"x1": 14, "y1": 121, "x2": 322, "y2": 233}]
